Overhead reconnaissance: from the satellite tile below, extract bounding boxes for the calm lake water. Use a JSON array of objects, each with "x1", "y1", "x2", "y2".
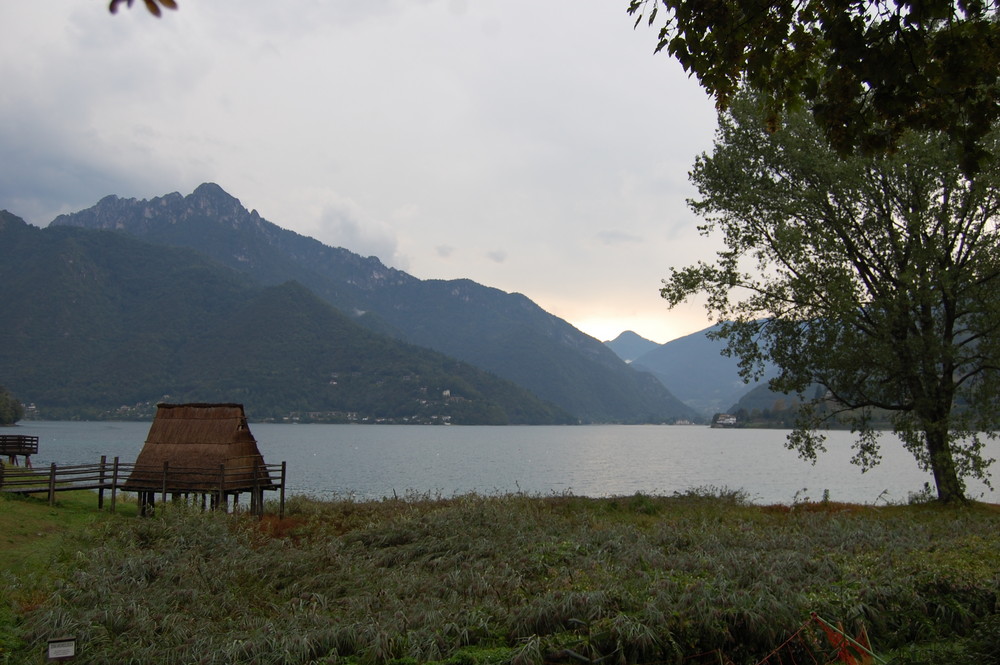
[{"x1": 8, "y1": 421, "x2": 998, "y2": 505}]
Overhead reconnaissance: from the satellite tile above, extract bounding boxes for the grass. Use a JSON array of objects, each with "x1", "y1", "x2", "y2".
[
  {"x1": 1, "y1": 489, "x2": 998, "y2": 664},
  {"x1": 0, "y1": 490, "x2": 136, "y2": 576}
]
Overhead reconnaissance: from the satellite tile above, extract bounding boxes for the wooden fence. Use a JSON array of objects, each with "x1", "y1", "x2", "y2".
[{"x1": 0, "y1": 456, "x2": 287, "y2": 518}]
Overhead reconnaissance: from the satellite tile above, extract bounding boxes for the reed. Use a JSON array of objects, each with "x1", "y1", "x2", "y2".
[{"x1": 2, "y1": 490, "x2": 998, "y2": 664}]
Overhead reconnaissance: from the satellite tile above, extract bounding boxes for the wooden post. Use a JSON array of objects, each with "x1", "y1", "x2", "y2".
[
  {"x1": 98, "y1": 455, "x2": 107, "y2": 510},
  {"x1": 161, "y1": 461, "x2": 169, "y2": 505},
  {"x1": 252, "y1": 460, "x2": 260, "y2": 517},
  {"x1": 48, "y1": 463, "x2": 57, "y2": 506},
  {"x1": 0, "y1": 461, "x2": 5, "y2": 491},
  {"x1": 218, "y1": 463, "x2": 226, "y2": 512},
  {"x1": 110, "y1": 457, "x2": 120, "y2": 514},
  {"x1": 279, "y1": 461, "x2": 287, "y2": 520}
]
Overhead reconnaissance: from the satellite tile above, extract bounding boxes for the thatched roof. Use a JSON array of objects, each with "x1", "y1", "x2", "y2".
[{"x1": 124, "y1": 403, "x2": 275, "y2": 492}]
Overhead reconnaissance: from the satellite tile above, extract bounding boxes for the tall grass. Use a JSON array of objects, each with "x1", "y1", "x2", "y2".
[{"x1": 3, "y1": 491, "x2": 999, "y2": 664}]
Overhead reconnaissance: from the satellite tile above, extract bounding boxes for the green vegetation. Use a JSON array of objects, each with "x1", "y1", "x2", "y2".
[
  {"x1": 0, "y1": 491, "x2": 138, "y2": 662},
  {"x1": 726, "y1": 385, "x2": 905, "y2": 431},
  {"x1": 0, "y1": 386, "x2": 24, "y2": 425},
  {"x1": 629, "y1": 0, "x2": 1000, "y2": 174},
  {"x1": 109, "y1": 0, "x2": 176, "y2": 17},
  {"x1": 2, "y1": 489, "x2": 998, "y2": 664},
  {"x1": 0, "y1": 491, "x2": 137, "y2": 577},
  {"x1": 0, "y1": 216, "x2": 571, "y2": 426},
  {"x1": 48, "y1": 183, "x2": 694, "y2": 424},
  {"x1": 661, "y1": 92, "x2": 1000, "y2": 503}
]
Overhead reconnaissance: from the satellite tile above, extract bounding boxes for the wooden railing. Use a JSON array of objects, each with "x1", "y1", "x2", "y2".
[
  {"x1": 0, "y1": 456, "x2": 287, "y2": 517},
  {"x1": 0, "y1": 435, "x2": 38, "y2": 466}
]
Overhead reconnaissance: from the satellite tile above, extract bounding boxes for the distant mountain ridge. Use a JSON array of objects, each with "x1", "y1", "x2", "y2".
[
  {"x1": 0, "y1": 210, "x2": 571, "y2": 423},
  {"x1": 48, "y1": 184, "x2": 696, "y2": 423},
  {"x1": 604, "y1": 331, "x2": 660, "y2": 364},
  {"x1": 602, "y1": 325, "x2": 779, "y2": 417}
]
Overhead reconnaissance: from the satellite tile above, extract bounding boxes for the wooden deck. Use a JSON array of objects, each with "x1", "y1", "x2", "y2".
[
  {"x1": 0, "y1": 456, "x2": 287, "y2": 517},
  {"x1": 0, "y1": 435, "x2": 38, "y2": 466}
]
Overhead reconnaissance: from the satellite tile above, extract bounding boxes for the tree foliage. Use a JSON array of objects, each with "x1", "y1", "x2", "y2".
[
  {"x1": 662, "y1": 92, "x2": 1000, "y2": 502},
  {"x1": 628, "y1": 0, "x2": 1000, "y2": 173},
  {"x1": 108, "y1": 0, "x2": 177, "y2": 17},
  {"x1": 0, "y1": 386, "x2": 24, "y2": 426}
]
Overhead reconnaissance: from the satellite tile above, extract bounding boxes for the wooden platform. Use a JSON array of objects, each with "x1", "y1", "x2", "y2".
[
  {"x1": 0, "y1": 456, "x2": 287, "y2": 517},
  {"x1": 0, "y1": 435, "x2": 38, "y2": 466}
]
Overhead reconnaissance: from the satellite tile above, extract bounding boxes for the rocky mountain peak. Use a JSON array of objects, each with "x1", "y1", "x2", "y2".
[
  {"x1": 192, "y1": 182, "x2": 229, "y2": 199},
  {"x1": 0, "y1": 210, "x2": 30, "y2": 232}
]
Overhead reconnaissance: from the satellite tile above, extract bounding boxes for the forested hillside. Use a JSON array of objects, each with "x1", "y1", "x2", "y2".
[
  {"x1": 51, "y1": 184, "x2": 696, "y2": 423},
  {"x1": 0, "y1": 212, "x2": 571, "y2": 424}
]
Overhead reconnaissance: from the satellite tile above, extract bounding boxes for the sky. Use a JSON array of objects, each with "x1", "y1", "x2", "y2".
[{"x1": 0, "y1": 0, "x2": 721, "y2": 344}]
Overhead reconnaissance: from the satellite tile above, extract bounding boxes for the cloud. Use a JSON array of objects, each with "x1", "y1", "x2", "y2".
[
  {"x1": 0, "y1": 0, "x2": 720, "y2": 343},
  {"x1": 597, "y1": 230, "x2": 643, "y2": 245},
  {"x1": 313, "y1": 201, "x2": 402, "y2": 267}
]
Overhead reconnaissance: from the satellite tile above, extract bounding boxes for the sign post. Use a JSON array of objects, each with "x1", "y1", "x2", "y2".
[{"x1": 47, "y1": 637, "x2": 76, "y2": 661}]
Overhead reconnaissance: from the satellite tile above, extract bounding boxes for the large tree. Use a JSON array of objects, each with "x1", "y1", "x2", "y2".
[
  {"x1": 628, "y1": 0, "x2": 1000, "y2": 174},
  {"x1": 662, "y1": 93, "x2": 1000, "y2": 503}
]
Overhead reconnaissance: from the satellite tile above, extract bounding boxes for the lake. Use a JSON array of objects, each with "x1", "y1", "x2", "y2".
[{"x1": 7, "y1": 421, "x2": 998, "y2": 505}]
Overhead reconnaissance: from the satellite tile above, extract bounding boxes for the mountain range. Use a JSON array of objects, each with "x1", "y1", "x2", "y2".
[
  {"x1": 605, "y1": 329, "x2": 779, "y2": 416},
  {"x1": 3, "y1": 184, "x2": 700, "y2": 423},
  {"x1": 1, "y1": 210, "x2": 577, "y2": 424}
]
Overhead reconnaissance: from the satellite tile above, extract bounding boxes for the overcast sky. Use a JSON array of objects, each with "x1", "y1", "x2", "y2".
[{"x1": 0, "y1": 1, "x2": 721, "y2": 344}]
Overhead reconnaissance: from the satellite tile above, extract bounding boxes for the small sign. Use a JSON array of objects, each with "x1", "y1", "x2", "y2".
[{"x1": 47, "y1": 637, "x2": 76, "y2": 660}]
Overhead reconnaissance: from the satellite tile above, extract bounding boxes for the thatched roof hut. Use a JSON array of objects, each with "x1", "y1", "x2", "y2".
[{"x1": 124, "y1": 403, "x2": 274, "y2": 492}]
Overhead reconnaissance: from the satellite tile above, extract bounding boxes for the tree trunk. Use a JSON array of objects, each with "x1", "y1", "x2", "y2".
[{"x1": 926, "y1": 428, "x2": 966, "y2": 503}]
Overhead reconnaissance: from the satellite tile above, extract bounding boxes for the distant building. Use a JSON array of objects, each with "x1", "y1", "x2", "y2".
[{"x1": 712, "y1": 413, "x2": 738, "y2": 428}]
